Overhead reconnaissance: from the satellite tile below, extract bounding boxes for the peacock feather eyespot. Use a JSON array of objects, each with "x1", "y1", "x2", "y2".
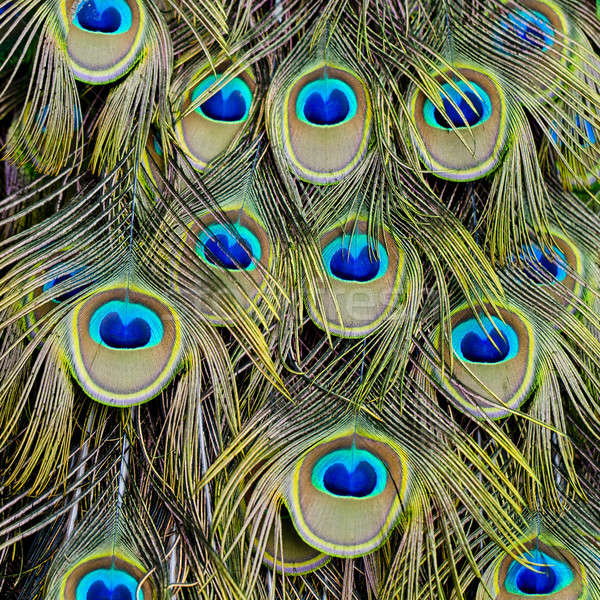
[
  {"x1": 423, "y1": 80, "x2": 492, "y2": 130},
  {"x1": 505, "y1": 549, "x2": 574, "y2": 595},
  {"x1": 410, "y1": 65, "x2": 509, "y2": 181},
  {"x1": 262, "y1": 505, "x2": 331, "y2": 575},
  {"x1": 43, "y1": 268, "x2": 91, "y2": 304},
  {"x1": 175, "y1": 69, "x2": 256, "y2": 170},
  {"x1": 323, "y1": 234, "x2": 388, "y2": 283},
  {"x1": 479, "y1": 538, "x2": 584, "y2": 600},
  {"x1": 311, "y1": 446, "x2": 388, "y2": 499},
  {"x1": 283, "y1": 429, "x2": 409, "y2": 557},
  {"x1": 514, "y1": 230, "x2": 583, "y2": 304},
  {"x1": 67, "y1": 285, "x2": 182, "y2": 406},
  {"x1": 173, "y1": 207, "x2": 272, "y2": 325},
  {"x1": 520, "y1": 244, "x2": 567, "y2": 285},
  {"x1": 88, "y1": 300, "x2": 163, "y2": 349},
  {"x1": 196, "y1": 223, "x2": 261, "y2": 271},
  {"x1": 62, "y1": 0, "x2": 147, "y2": 83},
  {"x1": 306, "y1": 219, "x2": 404, "y2": 338},
  {"x1": 296, "y1": 78, "x2": 357, "y2": 127},
  {"x1": 451, "y1": 316, "x2": 518, "y2": 365},
  {"x1": 73, "y1": 0, "x2": 132, "y2": 34},
  {"x1": 280, "y1": 63, "x2": 372, "y2": 184},
  {"x1": 23, "y1": 258, "x2": 94, "y2": 337},
  {"x1": 496, "y1": 7, "x2": 555, "y2": 54},
  {"x1": 62, "y1": 555, "x2": 152, "y2": 600},
  {"x1": 493, "y1": 0, "x2": 571, "y2": 93},
  {"x1": 434, "y1": 303, "x2": 537, "y2": 419},
  {"x1": 191, "y1": 75, "x2": 252, "y2": 123}
]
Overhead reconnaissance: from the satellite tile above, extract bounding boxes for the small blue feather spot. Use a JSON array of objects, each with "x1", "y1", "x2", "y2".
[
  {"x1": 87, "y1": 580, "x2": 132, "y2": 600},
  {"x1": 201, "y1": 90, "x2": 247, "y2": 122},
  {"x1": 329, "y1": 247, "x2": 380, "y2": 282},
  {"x1": 515, "y1": 563, "x2": 557, "y2": 595},
  {"x1": 460, "y1": 328, "x2": 510, "y2": 363},
  {"x1": 99, "y1": 312, "x2": 152, "y2": 349},
  {"x1": 323, "y1": 460, "x2": 377, "y2": 497},
  {"x1": 76, "y1": 1, "x2": 121, "y2": 33},
  {"x1": 434, "y1": 90, "x2": 484, "y2": 128},
  {"x1": 303, "y1": 89, "x2": 350, "y2": 125},
  {"x1": 204, "y1": 233, "x2": 253, "y2": 270}
]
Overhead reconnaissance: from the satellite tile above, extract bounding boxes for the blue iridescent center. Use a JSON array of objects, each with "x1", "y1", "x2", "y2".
[
  {"x1": 312, "y1": 447, "x2": 387, "y2": 499},
  {"x1": 500, "y1": 9, "x2": 554, "y2": 53},
  {"x1": 521, "y1": 244, "x2": 567, "y2": 285},
  {"x1": 152, "y1": 136, "x2": 163, "y2": 157},
  {"x1": 296, "y1": 78, "x2": 358, "y2": 126},
  {"x1": 39, "y1": 105, "x2": 82, "y2": 133},
  {"x1": 76, "y1": 568, "x2": 144, "y2": 600},
  {"x1": 322, "y1": 234, "x2": 388, "y2": 283},
  {"x1": 505, "y1": 549, "x2": 574, "y2": 596},
  {"x1": 196, "y1": 223, "x2": 261, "y2": 271},
  {"x1": 73, "y1": 0, "x2": 132, "y2": 35},
  {"x1": 192, "y1": 75, "x2": 252, "y2": 123},
  {"x1": 89, "y1": 300, "x2": 164, "y2": 349},
  {"x1": 550, "y1": 115, "x2": 597, "y2": 149},
  {"x1": 452, "y1": 315, "x2": 519, "y2": 364},
  {"x1": 43, "y1": 268, "x2": 90, "y2": 303},
  {"x1": 423, "y1": 80, "x2": 492, "y2": 130}
]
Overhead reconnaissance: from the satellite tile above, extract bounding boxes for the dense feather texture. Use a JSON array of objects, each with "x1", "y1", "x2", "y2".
[{"x1": 3, "y1": 1, "x2": 600, "y2": 599}]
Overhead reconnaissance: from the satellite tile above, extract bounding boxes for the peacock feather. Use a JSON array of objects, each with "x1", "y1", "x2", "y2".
[{"x1": 3, "y1": 1, "x2": 600, "y2": 599}]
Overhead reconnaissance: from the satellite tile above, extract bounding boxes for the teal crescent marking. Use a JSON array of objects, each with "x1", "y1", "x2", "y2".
[
  {"x1": 89, "y1": 300, "x2": 164, "y2": 349},
  {"x1": 196, "y1": 223, "x2": 261, "y2": 271},
  {"x1": 504, "y1": 549, "x2": 574, "y2": 595},
  {"x1": 311, "y1": 446, "x2": 388, "y2": 499},
  {"x1": 75, "y1": 568, "x2": 144, "y2": 600},
  {"x1": 296, "y1": 78, "x2": 358, "y2": 127},
  {"x1": 322, "y1": 234, "x2": 389, "y2": 282},
  {"x1": 452, "y1": 315, "x2": 519, "y2": 364},
  {"x1": 423, "y1": 80, "x2": 492, "y2": 130},
  {"x1": 73, "y1": 0, "x2": 133, "y2": 35},
  {"x1": 191, "y1": 75, "x2": 253, "y2": 123}
]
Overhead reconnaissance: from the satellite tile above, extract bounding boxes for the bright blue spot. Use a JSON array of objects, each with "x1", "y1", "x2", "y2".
[
  {"x1": 296, "y1": 78, "x2": 358, "y2": 127},
  {"x1": 322, "y1": 234, "x2": 388, "y2": 283},
  {"x1": 87, "y1": 580, "x2": 132, "y2": 600},
  {"x1": 304, "y1": 88, "x2": 349, "y2": 125},
  {"x1": 516, "y1": 564, "x2": 556, "y2": 594},
  {"x1": 89, "y1": 300, "x2": 164, "y2": 349},
  {"x1": 76, "y1": 569, "x2": 144, "y2": 600},
  {"x1": 461, "y1": 328, "x2": 509, "y2": 363},
  {"x1": 434, "y1": 90, "x2": 483, "y2": 128},
  {"x1": 497, "y1": 9, "x2": 554, "y2": 53},
  {"x1": 505, "y1": 549, "x2": 574, "y2": 596},
  {"x1": 74, "y1": 0, "x2": 132, "y2": 35},
  {"x1": 329, "y1": 246, "x2": 380, "y2": 282},
  {"x1": 452, "y1": 316, "x2": 519, "y2": 364},
  {"x1": 197, "y1": 223, "x2": 261, "y2": 271},
  {"x1": 39, "y1": 105, "x2": 81, "y2": 133},
  {"x1": 99, "y1": 312, "x2": 151, "y2": 349},
  {"x1": 576, "y1": 114, "x2": 597, "y2": 146},
  {"x1": 521, "y1": 244, "x2": 567, "y2": 284},
  {"x1": 549, "y1": 115, "x2": 597, "y2": 149},
  {"x1": 192, "y1": 75, "x2": 252, "y2": 123},
  {"x1": 323, "y1": 460, "x2": 377, "y2": 497},
  {"x1": 43, "y1": 268, "x2": 90, "y2": 303},
  {"x1": 423, "y1": 80, "x2": 492, "y2": 130},
  {"x1": 152, "y1": 136, "x2": 163, "y2": 157},
  {"x1": 204, "y1": 234, "x2": 252, "y2": 269},
  {"x1": 312, "y1": 447, "x2": 388, "y2": 499},
  {"x1": 201, "y1": 90, "x2": 245, "y2": 121}
]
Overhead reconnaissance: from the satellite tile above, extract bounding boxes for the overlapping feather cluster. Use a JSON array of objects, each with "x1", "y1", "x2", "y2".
[{"x1": 3, "y1": 1, "x2": 600, "y2": 599}]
